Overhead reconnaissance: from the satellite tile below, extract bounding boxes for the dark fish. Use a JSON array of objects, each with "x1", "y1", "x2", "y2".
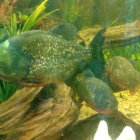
[
  {"x1": 48, "y1": 22, "x2": 78, "y2": 41},
  {"x1": 0, "y1": 29, "x2": 105, "y2": 86},
  {"x1": 73, "y1": 69, "x2": 118, "y2": 114}
]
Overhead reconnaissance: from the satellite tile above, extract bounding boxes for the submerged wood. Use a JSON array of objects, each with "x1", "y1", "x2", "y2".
[
  {"x1": 0, "y1": 84, "x2": 79, "y2": 140},
  {"x1": 79, "y1": 20, "x2": 140, "y2": 48}
]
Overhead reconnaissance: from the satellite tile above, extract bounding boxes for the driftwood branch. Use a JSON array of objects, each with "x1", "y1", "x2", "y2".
[
  {"x1": 0, "y1": 84, "x2": 79, "y2": 140},
  {"x1": 79, "y1": 20, "x2": 140, "y2": 48}
]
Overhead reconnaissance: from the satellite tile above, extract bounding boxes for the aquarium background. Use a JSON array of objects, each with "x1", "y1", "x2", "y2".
[
  {"x1": 0, "y1": 0, "x2": 140, "y2": 139},
  {"x1": 0, "y1": 0, "x2": 140, "y2": 101}
]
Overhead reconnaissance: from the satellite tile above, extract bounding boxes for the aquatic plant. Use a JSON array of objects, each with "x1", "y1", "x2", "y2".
[
  {"x1": 0, "y1": 0, "x2": 18, "y2": 24},
  {"x1": 0, "y1": 81, "x2": 18, "y2": 103},
  {"x1": 62, "y1": 0, "x2": 81, "y2": 23},
  {"x1": 3, "y1": 13, "x2": 18, "y2": 37},
  {"x1": 3, "y1": 0, "x2": 59, "y2": 37},
  {"x1": 20, "y1": 0, "x2": 58, "y2": 32}
]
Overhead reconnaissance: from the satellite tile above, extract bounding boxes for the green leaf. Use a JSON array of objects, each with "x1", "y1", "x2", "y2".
[
  {"x1": 3, "y1": 13, "x2": 18, "y2": 37},
  {"x1": 0, "y1": 86, "x2": 4, "y2": 103},
  {"x1": 32, "y1": 9, "x2": 59, "y2": 27},
  {"x1": 11, "y1": 13, "x2": 17, "y2": 36},
  {"x1": 3, "y1": 0, "x2": 58, "y2": 37},
  {"x1": 21, "y1": 0, "x2": 48, "y2": 32}
]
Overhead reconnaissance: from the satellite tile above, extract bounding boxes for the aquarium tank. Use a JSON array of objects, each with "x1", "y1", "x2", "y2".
[{"x1": 0, "y1": 0, "x2": 140, "y2": 140}]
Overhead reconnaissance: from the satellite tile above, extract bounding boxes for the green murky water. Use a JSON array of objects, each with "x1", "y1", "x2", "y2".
[{"x1": 0, "y1": 0, "x2": 140, "y2": 140}]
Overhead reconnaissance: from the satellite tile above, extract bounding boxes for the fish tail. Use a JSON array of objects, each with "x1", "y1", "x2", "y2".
[
  {"x1": 88, "y1": 28, "x2": 106, "y2": 78},
  {"x1": 89, "y1": 28, "x2": 106, "y2": 49}
]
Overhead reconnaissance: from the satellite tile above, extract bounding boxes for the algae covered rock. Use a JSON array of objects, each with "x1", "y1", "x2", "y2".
[{"x1": 105, "y1": 56, "x2": 140, "y2": 95}]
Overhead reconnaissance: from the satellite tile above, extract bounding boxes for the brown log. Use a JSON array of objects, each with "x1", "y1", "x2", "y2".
[
  {"x1": 0, "y1": 84, "x2": 79, "y2": 140},
  {"x1": 78, "y1": 20, "x2": 140, "y2": 48}
]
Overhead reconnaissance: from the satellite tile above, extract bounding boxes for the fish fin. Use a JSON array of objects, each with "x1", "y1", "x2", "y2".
[
  {"x1": 89, "y1": 28, "x2": 106, "y2": 48},
  {"x1": 88, "y1": 28, "x2": 106, "y2": 78}
]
